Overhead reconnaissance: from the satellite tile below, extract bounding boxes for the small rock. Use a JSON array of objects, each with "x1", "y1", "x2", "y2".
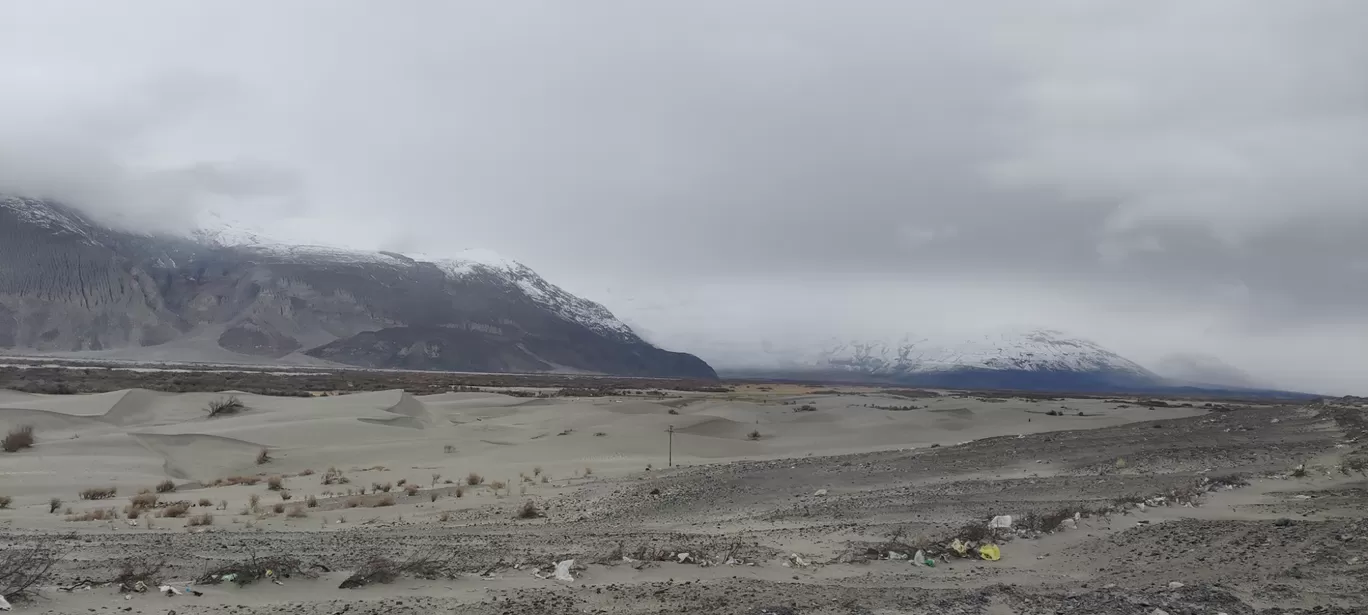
[
  {"x1": 1151, "y1": 610, "x2": 1170, "y2": 615},
  {"x1": 1167, "y1": 581, "x2": 1184, "y2": 589},
  {"x1": 813, "y1": 489, "x2": 828, "y2": 497}
]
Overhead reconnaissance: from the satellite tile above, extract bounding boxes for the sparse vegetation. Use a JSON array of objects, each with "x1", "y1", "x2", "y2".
[
  {"x1": 373, "y1": 496, "x2": 396, "y2": 507},
  {"x1": 128, "y1": 492, "x2": 158, "y2": 511},
  {"x1": 256, "y1": 448, "x2": 272, "y2": 465},
  {"x1": 454, "y1": 487, "x2": 464, "y2": 498},
  {"x1": 467, "y1": 472, "x2": 485, "y2": 486},
  {"x1": 155, "y1": 479, "x2": 176, "y2": 493},
  {"x1": 272, "y1": 503, "x2": 286, "y2": 514},
  {"x1": 490, "y1": 480, "x2": 507, "y2": 491},
  {"x1": 438, "y1": 511, "x2": 451, "y2": 522},
  {"x1": 2, "y1": 425, "x2": 35, "y2": 453},
  {"x1": 443, "y1": 444, "x2": 456, "y2": 454},
  {"x1": 286, "y1": 506, "x2": 307, "y2": 518},
  {"x1": 198, "y1": 498, "x2": 213, "y2": 507},
  {"x1": 404, "y1": 484, "x2": 420, "y2": 497},
  {"x1": 279, "y1": 490, "x2": 292, "y2": 501},
  {"x1": 747, "y1": 430, "x2": 762, "y2": 441},
  {"x1": 206, "y1": 395, "x2": 246, "y2": 418},
  {"x1": 198, "y1": 552, "x2": 307, "y2": 587},
  {"x1": 306, "y1": 495, "x2": 318, "y2": 508},
  {"x1": 431, "y1": 473, "x2": 441, "y2": 486},
  {"x1": 339, "y1": 549, "x2": 451, "y2": 589},
  {"x1": 249, "y1": 494, "x2": 261, "y2": 511},
  {"x1": 1291, "y1": 464, "x2": 1309, "y2": 478},
  {"x1": 533, "y1": 466, "x2": 543, "y2": 476},
  {"x1": 66, "y1": 508, "x2": 117, "y2": 522},
  {"x1": 187, "y1": 512, "x2": 214, "y2": 526},
  {"x1": 80, "y1": 487, "x2": 117, "y2": 500},
  {"x1": 794, "y1": 404, "x2": 817, "y2": 412},
  {"x1": 0, "y1": 496, "x2": 11, "y2": 509},
  {"x1": 48, "y1": 497, "x2": 61, "y2": 514},
  {"x1": 267, "y1": 476, "x2": 285, "y2": 490}
]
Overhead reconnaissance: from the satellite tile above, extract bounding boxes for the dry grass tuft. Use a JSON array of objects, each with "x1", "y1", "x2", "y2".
[
  {"x1": 0, "y1": 496, "x2": 11, "y2": 509},
  {"x1": 747, "y1": 430, "x2": 761, "y2": 441},
  {"x1": 490, "y1": 480, "x2": 507, "y2": 491},
  {"x1": 128, "y1": 492, "x2": 159, "y2": 510},
  {"x1": 306, "y1": 495, "x2": 318, "y2": 508},
  {"x1": 256, "y1": 448, "x2": 272, "y2": 465},
  {"x1": 155, "y1": 479, "x2": 176, "y2": 493},
  {"x1": 67, "y1": 507, "x2": 117, "y2": 522},
  {"x1": 346, "y1": 497, "x2": 363, "y2": 508},
  {"x1": 2, "y1": 425, "x2": 35, "y2": 453},
  {"x1": 466, "y1": 472, "x2": 484, "y2": 486},
  {"x1": 223, "y1": 475, "x2": 262, "y2": 486},
  {"x1": 404, "y1": 484, "x2": 420, "y2": 497},
  {"x1": 286, "y1": 506, "x2": 307, "y2": 518},
  {"x1": 454, "y1": 487, "x2": 465, "y2": 498},
  {"x1": 198, "y1": 498, "x2": 213, "y2": 507},
  {"x1": 339, "y1": 549, "x2": 451, "y2": 589},
  {"x1": 159, "y1": 502, "x2": 191, "y2": 518},
  {"x1": 373, "y1": 495, "x2": 396, "y2": 507},
  {"x1": 271, "y1": 503, "x2": 286, "y2": 514},
  {"x1": 187, "y1": 512, "x2": 214, "y2": 526},
  {"x1": 267, "y1": 475, "x2": 285, "y2": 490}
]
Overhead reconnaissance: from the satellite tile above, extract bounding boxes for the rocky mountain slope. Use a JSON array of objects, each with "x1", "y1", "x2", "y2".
[
  {"x1": 0, "y1": 196, "x2": 716, "y2": 378},
  {"x1": 723, "y1": 328, "x2": 1174, "y2": 392}
]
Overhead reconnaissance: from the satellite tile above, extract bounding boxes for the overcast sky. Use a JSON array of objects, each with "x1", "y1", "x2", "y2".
[{"x1": 2, "y1": 1, "x2": 1366, "y2": 394}]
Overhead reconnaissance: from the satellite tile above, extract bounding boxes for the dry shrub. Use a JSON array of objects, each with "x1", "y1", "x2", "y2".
[
  {"x1": 112, "y1": 558, "x2": 165, "y2": 590},
  {"x1": 187, "y1": 512, "x2": 214, "y2": 526},
  {"x1": 339, "y1": 548, "x2": 451, "y2": 589},
  {"x1": 429, "y1": 492, "x2": 438, "y2": 502},
  {"x1": 373, "y1": 496, "x2": 396, "y2": 507},
  {"x1": 306, "y1": 495, "x2": 318, "y2": 508},
  {"x1": 490, "y1": 480, "x2": 506, "y2": 491},
  {"x1": 80, "y1": 487, "x2": 117, "y2": 501},
  {"x1": 454, "y1": 487, "x2": 464, "y2": 498},
  {"x1": 128, "y1": 492, "x2": 158, "y2": 510},
  {"x1": 286, "y1": 506, "x2": 307, "y2": 518},
  {"x1": 438, "y1": 511, "x2": 451, "y2": 522},
  {"x1": 466, "y1": 472, "x2": 484, "y2": 486},
  {"x1": 299, "y1": 468, "x2": 315, "y2": 476},
  {"x1": 431, "y1": 473, "x2": 441, "y2": 486},
  {"x1": 404, "y1": 484, "x2": 420, "y2": 497},
  {"x1": 1020, "y1": 508, "x2": 1075, "y2": 532},
  {"x1": 159, "y1": 502, "x2": 191, "y2": 518},
  {"x1": 198, "y1": 498, "x2": 213, "y2": 507},
  {"x1": 0, "y1": 496, "x2": 10, "y2": 509},
  {"x1": 346, "y1": 498, "x2": 362, "y2": 508},
  {"x1": 198, "y1": 552, "x2": 307, "y2": 586},
  {"x1": 48, "y1": 497, "x2": 62, "y2": 514},
  {"x1": 256, "y1": 449, "x2": 272, "y2": 465},
  {"x1": 155, "y1": 479, "x2": 176, "y2": 493},
  {"x1": 380, "y1": 482, "x2": 393, "y2": 493},
  {"x1": 2, "y1": 425, "x2": 35, "y2": 453},
  {"x1": 1, "y1": 534, "x2": 73, "y2": 599},
  {"x1": 206, "y1": 395, "x2": 246, "y2": 418},
  {"x1": 541, "y1": 475, "x2": 549, "y2": 484},
  {"x1": 249, "y1": 494, "x2": 261, "y2": 510},
  {"x1": 584, "y1": 467, "x2": 593, "y2": 476},
  {"x1": 267, "y1": 476, "x2": 285, "y2": 491},
  {"x1": 533, "y1": 466, "x2": 543, "y2": 476},
  {"x1": 747, "y1": 430, "x2": 761, "y2": 441},
  {"x1": 397, "y1": 478, "x2": 407, "y2": 487},
  {"x1": 279, "y1": 490, "x2": 293, "y2": 501},
  {"x1": 516, "y1": 500, "x2": 542, "y2": 519},
  {"x1": 272, "y1": 503, "x2": 286, "y2": 514},
  {"x1": 224, "y1": 475, "x2": 261, "y2": 486},
  {"x1": 66, "y1": 507, "x2": 117, "y2": 522}
]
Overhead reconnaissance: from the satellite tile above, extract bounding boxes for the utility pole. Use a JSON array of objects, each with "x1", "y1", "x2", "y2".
[{"x1": 667, "y1": 424, "x2": 674, "y2": 467}]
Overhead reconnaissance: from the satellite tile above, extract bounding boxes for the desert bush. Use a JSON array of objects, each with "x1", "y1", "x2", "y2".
[
  {"x1": 249, "y1": 494, "x2": 261, "y2": 511},
  {"x1": 541, "y1": 475, "x2": 549, "y2": 484},
  {"x1": 346, "y1": 498, "x2": 362, "y2": 508},
  {"x1": 279, "y1": 490, "x2": 292, "y2": 501},
  {"x1": 2, "y1": 425, "x2": 35, "y2": 452},
  {"x1": 128, "y1": 493, "x2": 158, "y2": 510},
  {"x1": 955, "y1": 519, "x2": 993, "y2": 543},
  {"x1": 404, "y1": 484, "x2": 420, "y2": 497},
  {"x1": 0, "y1": 496, "x2": 10, "y2": 509},
  {"x1": 794, "y1": 404, "x2": 817, "y2": 412},
  {"x1": 454, "y1": 487, "x2": 464, "y2": 498},
  {"x1": 584, "y1": 466, "x2": 593, "y2": 476},
  {"x1": 155, "y1": 479, "x2": 176, "y2": 493},
  {"x1": 533, "y1": 466, "x2": 543, "y2": 476},
  {"x1": 299, "y1": 468, "x2": 315, "y2": 476},
  {"x1": 1208, "y1": 473, "x2": 1249, "y2": 488},
  {"x1": 490, "y1": 480, "x2": 506, "y2": 491},
  {"x1": 380, "y1": 482, "x2": 393, "y2": 493},
  {"x1": 206, "y1": 395, "x2": 246, "y2": 418},
  {"x1": 443, "y1": 444, "x2": 456, "y2": 454},
  {"x1": 267, "y1": 476, "x2": 285, "y2": 490},
  {"x1": 66, "y1": 508, "x2": 116, "y2": 522},
  {"x1": 747, "y1": 430, "x2": 761, "y2": 441},
  {"x1": 112, "y1": 558, "x2": 165, "y2": 590},
  {"x1": 306, "y1": 495, "x2": 318, "y2": 508},
  {"x1": 429, "y1": 492, "x2": 438, "y2": 502},
  {"x1": 159, "y1": 502, "x2": 191, "y2": 518},
  {"x1": 373, "y1": 495, "x2": 396, "y2": 507},
  {"x1": 80, "y1": 487, "x2": 117, "y2": 500},
  {"x1": 1291, "y1": 464, "x2": 1309, "y2": 478},
  {"x1": 271, "y1": 503, "x2": 286, "y2": 514},
  {"x1": 397, "y1": 478, "x2": 407, "y2": 487},
  {"x1": 0, "y1": 534, "x2": 72, "y2": 599},
  {"x1": 594, "y1": 431, "x2": 607, "y2": 437},
  {"x1": 466, "y1": 473, "x2": 484, "y2": 486},
  {"x1": 187, "y1": 513, "x2": 214, "y2": 526},
  {"x1": 48, "y1": 497, "x2": 61, "y2": 514},
  {"x1": 438, "y1": 511, "x2": 451, "y2": 522},
  {"x1": 431, "y1": 473, "x2": 441, "y2": 486},
  {"x1": 198, "y1": 498, "x2": 213, "y2": 507},
  {"x1": 1020, "y1": 508, "x2": 1075, "y2": 533},
  {"x1": 224, "y1": 475, "x2": 261, "y2": 486},
  {"x1": 198, "y1": 552, "x2": 307, "y2": 586},
  {"x1": 516, "y1": 500, "x2": 542, "y2": 519},
  {"x1": 256, "y1": 449, "x2": 271, "y2": 465},
  {"x1": 339, "y1": 549, "x2": 451, "y2": 589},
  {"x1": 286, "y1": 506, "x2": 307, "y2": 518}
]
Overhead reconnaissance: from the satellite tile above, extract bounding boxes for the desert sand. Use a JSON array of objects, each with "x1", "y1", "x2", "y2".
[{"x1": 1, "y1": 385, "x2": 1364, "y2": 614}]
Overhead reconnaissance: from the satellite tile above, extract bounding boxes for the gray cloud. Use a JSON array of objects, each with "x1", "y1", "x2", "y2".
[{"x1": 1, "y1": 1, "x2": 1365, "y2": 393}]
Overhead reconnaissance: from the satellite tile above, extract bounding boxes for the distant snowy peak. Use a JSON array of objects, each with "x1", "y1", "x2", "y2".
[
  {"x1": 800, "y1": 328, "x2": 1154, "y2": 377},
  {"x1": 1, "y1": 196, "x2": 101, "y2": 242}
]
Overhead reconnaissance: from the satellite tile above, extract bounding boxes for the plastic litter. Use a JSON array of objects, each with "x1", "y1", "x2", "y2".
[
  {"x1": 813, "y1": 489, "x2": 828, "y2": 496},
  {"x1": 978, "y1": 544, "x2": 1001, "y2": 561},
  {"x1": 219, "y1": 573, "x2": 237, "y2": 583},
  {"x1": 888, "y1": 551, "x2": 908, "y2": 561},
  {"x1": 1168, "y1": 581, "x2": 1184, "y2": 589},
  {"x1": 950, "y1": 539, "x2": 969, "y2": 556},
  {"x1": 789, "y1": 553, "x2": 811, "y2": 568},
  {"x1": 554, "y1": 559, "x2": 575, "y2": 582},
  {"x1": 677, "y1": 552, "x2": 692, "y2": 564},
  {"x1": 0, "y1": 595, "x2": 10, "y2": 611},
  {"x1": 160, "y1": 585, "x2": 182, "y2": 596},
  {"x1": 132, "y1": 581, "x2": 148, "y2": 593},
  {"x1": 912, "y1": 550, "x2": 925, "y2": 566},
  {"x1": 988, "y1": 515, "x2": 1013, "y2": 529}
]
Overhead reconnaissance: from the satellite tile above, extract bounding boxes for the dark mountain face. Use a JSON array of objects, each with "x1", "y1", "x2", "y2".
[{"x1": 0, "y1": 196, "x2": 717, "y2": 379}]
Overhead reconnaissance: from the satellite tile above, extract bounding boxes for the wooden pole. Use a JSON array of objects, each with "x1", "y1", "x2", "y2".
[{"x1": 667, "y1": 424, "x2": 674, "y2": 467}]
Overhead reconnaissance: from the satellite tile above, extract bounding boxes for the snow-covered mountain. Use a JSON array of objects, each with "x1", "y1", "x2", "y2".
[
  {"x1": 0, "y1": 195, "x2": 714, "y2": 378},
  {"x1": 723, "y1": 328, "x2": 1168, "y2": 392}
]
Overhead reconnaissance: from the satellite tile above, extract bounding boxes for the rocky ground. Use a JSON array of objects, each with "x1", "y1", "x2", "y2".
[{"x1": 3, "y1": 397, "x2": 1365, "y2": 614}]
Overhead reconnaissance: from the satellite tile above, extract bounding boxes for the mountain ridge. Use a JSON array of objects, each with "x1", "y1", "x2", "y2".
[{"x1": 0, "y1": 195, "x2": 716, "y2": 379}]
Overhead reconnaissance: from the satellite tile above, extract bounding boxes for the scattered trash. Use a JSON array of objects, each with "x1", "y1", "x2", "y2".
[
  {"x1": 1060, "y1": 518, "x2": 1077, "y2": 530},
  {"x1": 553, "y1": 559, "x2": 575, "y2": 582},
  {"x1": 888, "y1": 551, "x2": 908, "y2": 561},
  {"x1": 1293, "y1": 495, "x2": 1312, "y2": 500},
  {"x1": 788, "y1": 553, "x2": 811, "y2": 568},
  {"x1": 219, "y1": 574, "x2": 237, "y2": 583},
  {"x1": 912, "y1": 549, "x2": 926, "y2": 566},
  {"x1": 132, "y1": 581, "x2": 148, "y2": 593},
  {"x1": 950, "y1": 539, "x2": 969, "y2": 556},
  {"x1": 1168, "y1": 581, "x2": 1185, "y2": 589},
  {"x1": 978, "y1": 544, "x2": 1001, "y2": 561},
  {"x1": 0, "y1": 595, "x2": 10, "y2": 611},
  {"x1": 160, "y1": 585, "x2": 182, "y2": 596},
  {"x1": 813, "y1": 489, "x2": 828, "y2": 496},
  {"x1": 989, "y1": 515, "x2": 1013, "y2": 529},
  {"x1": 725, "y1": 557, "x2": 741, "y2": 566},
  {"x1": 677, "y1": 552, "x2": 692, "y2": 564}
]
